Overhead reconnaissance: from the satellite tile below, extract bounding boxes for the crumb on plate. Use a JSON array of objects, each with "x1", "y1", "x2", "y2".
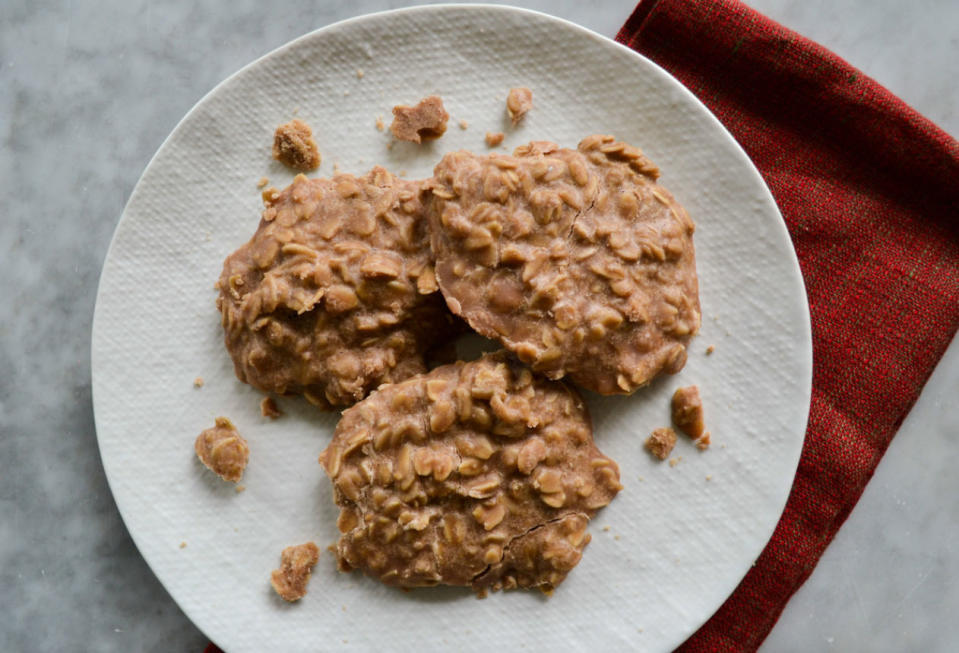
[
  {"x1": 260, "y1": 396, "x2": 282, "y2": 418},
  {"x1": 506, "y1": 87, "x2": 533, "y2": 124},
  {"x1": 485, "y1": 131, "x2": 505, "y2": 147},
  {"x1": 270, "y1": 542, "x2": 320, "y2": 602},
  {"x1": 390, "y1": 95, "x2": 449, "y2": 143},
  {"x1": 194, "y1": 417, "x2": 249, "y2": 483},
  {"x1": 272, "y1": 119, "x2": 320, "y2": 171},
  {"x1": 644, "y1": 427, "x2": 677, "y2": 461}
]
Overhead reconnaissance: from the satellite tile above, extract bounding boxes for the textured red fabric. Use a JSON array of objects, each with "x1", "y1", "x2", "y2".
[{"x1": 617, "y1": 0, "x2": 959, "y2": 650}]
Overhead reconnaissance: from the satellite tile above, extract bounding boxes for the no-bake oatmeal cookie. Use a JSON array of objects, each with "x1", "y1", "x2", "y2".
[
  {"x1": 318, "y1": 352, "x2": 622, "y2": 595},
  {"x1": 217, "y1": 168, "x2": 458, "y2": 408},
  {"x1": 428, "y1": 135, "x2": 701, "y2": 395}
]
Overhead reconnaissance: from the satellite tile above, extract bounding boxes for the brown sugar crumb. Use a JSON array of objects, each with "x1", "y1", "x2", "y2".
[
  {"x1": 179, "y1": 541, "x2": 187, "y2": 549},
  {"x1": 459, "y1": 119, "x2": 469, "y2": 130},
  {"x1": 257, "y1": 177, "x2": 269, "y2": 188},
  {"x1": 705, "y1": 344, "x2": 715, "y2": 355},
  {"x1": 390, "y1": 95, "x2": 449, "y2": 143},
  {"x1": 695, "y1": 431, "x2": 711, "y2": 450},
  {"x1": 270, "y1": 542, "x2": 320, "y2": 602},
  {"x1": 194, "y1": 417, "x2": 250, "y2": 483},
  {"x1": 506, "y1": 87, "x2": 533, "y2": 124},
  {"x1": 272, "y1": 119, "x2": 321, "y2": 171},
  {"x1": 645, "y1": 427, "x2": 677, "y2": 461},
  {"x1": 485, "y1": 131, "x2": 505, "y2": 147},
  {"x1": 672, "y1": 386, "x2": 705, "y2": 439},
  {"x1": 375, "y1": 116, "x2": 385, "y2": 131},
  {"x1": 193, "y1": 377, "x2": 204, "y2": 388},
  {"x1": 260, "y1": 397, "x2": 282, "y2": 419}
]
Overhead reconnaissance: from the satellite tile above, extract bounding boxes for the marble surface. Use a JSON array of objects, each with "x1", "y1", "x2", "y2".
[{"x1": 0, "y1": 1, "x2": 954, "y2": 651}]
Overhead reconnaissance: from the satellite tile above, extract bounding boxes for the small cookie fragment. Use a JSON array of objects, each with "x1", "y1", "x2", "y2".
[
  {"x1": 671, "y1": 386, "x2": 705, "y2": 439},
  {"x1": 260, "y1": 397, "x2": 282, "y2": 418},
  {"x1": 695, "y1": 431, "x2": 711, "y2": 450},
  {"x1": 390, "y1": 95, "x2": 449, "y2": 143},
  {"x1": 318, "y1": 352, "x2": 622, "y2": 595},
  {"x1": 193, "y1": 376, "x2": 204, "y2": 388},
  {"x1": 485, "y1": 132, "x2": 505, "y2": 147},
  {"x1": 272, "y1": 119, "x2": 320, "y2": 171},
  {"x1": 195, "y1": 417, "x2": 249, "y2": 483},
  {"x1": 257, "y1": 177, "x2": 269, "y2": 188},
  {"x1": 506, "y1": 87, "x2": 533, "y2": 124},
  {"x1": 705, "y1": 344, "x2": 715, "y2": 355},
  {"x1": 270, "y1": 542, "x2": 320, "y2": 602},
  {"x1": 645, "y1": 427, "x2": 677, "y2": 460}
]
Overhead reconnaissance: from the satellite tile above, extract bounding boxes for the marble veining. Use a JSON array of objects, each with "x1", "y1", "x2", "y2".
[{"x1": 1, "y1": 1, "x2": 955, "y2": 651}]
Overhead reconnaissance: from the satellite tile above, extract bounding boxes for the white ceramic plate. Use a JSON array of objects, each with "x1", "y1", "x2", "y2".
[{"x1": 92, "y1": 5, "x2": 811, "y2": 652}]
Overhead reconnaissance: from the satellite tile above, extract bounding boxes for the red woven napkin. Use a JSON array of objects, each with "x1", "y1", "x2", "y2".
[{"x1": 617, "y1": 0, "x2": 959, "y2": 650}]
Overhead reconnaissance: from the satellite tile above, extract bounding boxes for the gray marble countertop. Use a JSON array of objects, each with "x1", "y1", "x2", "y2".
[{"x1": 2, "y1": 1, "x2": 956, "y2": 651}]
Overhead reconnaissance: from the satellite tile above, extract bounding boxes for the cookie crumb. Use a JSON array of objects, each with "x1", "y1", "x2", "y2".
[
  {"x1": 375, "y1": 116, "x2": 385, "y2": 131},
  {"x1": 270, "y1": 542, "x2": 320, "y2": 602},
  {"x1": 485, "y1": 131, "x2": 505, "y2": 147},
  {"x1": 458, "y1": 119, "x2": 469, "y2": 130},
  {"x1": 179, "y1": 541, "x2": 187, "y2": 549},
  {"x1": 705, "y1": 475, "x2": 712, "y2": 481},
  {"x1": 272, "y1": 119, "x2": 320, "y2": 171},
  {"x1": 695, "y1": 431, "x2": 711, "y2": 450},
  {"x1": 343, "y1": 90, "x2": 350, "y2": 97},
  {"x1": 260, "y1": 397, "x2": 282, "y2": 419},
  {"x1": 235, "y1": 485, "x2": 246, "y2": 493},
  {"x1": 672, "y1": 386, "x2": 705, "y2": 439},
  {"x1": 333, "y1": 162, "x2": 341, "y2": 174},
  {"x1": 705, "y1": 344, "x2": 715, "y2": 355},
  {"x1": 195, "y1": 417, "x2": 249, "y2": 483},
  {"x1": 356, "y1": 68, "x2": 364, "y2": 79},
  {"x1": 390, "y1": 95, "x2": 449, "y2": 143},
  {"x1": 645, "y1": 427, "x2": 677, "y2": 460},
  {"x1": 257, "y1": 177, "x2": 269, "y2": 188},
  {"x1": 603, "y1": 526, "x2": 610, "y2": 532},
  {"x1": 668, "y1": 457, "x2": 679, "y2": 468},
  {"x1": 398, "y1": 169, "x2": 407, "y2": 177},
  {"x1": 193, "y1": 377, "x2": 204, "y2": 388},
  {"x1": 506, "y1": 87, "x2": 533, "y2": 124},
  {"x1": 614, "y1": 535, "x2": 621, "y2": 541}
]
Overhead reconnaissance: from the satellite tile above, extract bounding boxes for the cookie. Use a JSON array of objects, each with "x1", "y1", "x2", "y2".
[
  {"x1": 428, "y1": 135, "x2": 701, "y2": 395},
  {"x1": 217, "y1": 168, "x2": 458, "y2": 408},
  {"x1": 318, "y1": 352, "x2": 622, "y2": 595}
]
